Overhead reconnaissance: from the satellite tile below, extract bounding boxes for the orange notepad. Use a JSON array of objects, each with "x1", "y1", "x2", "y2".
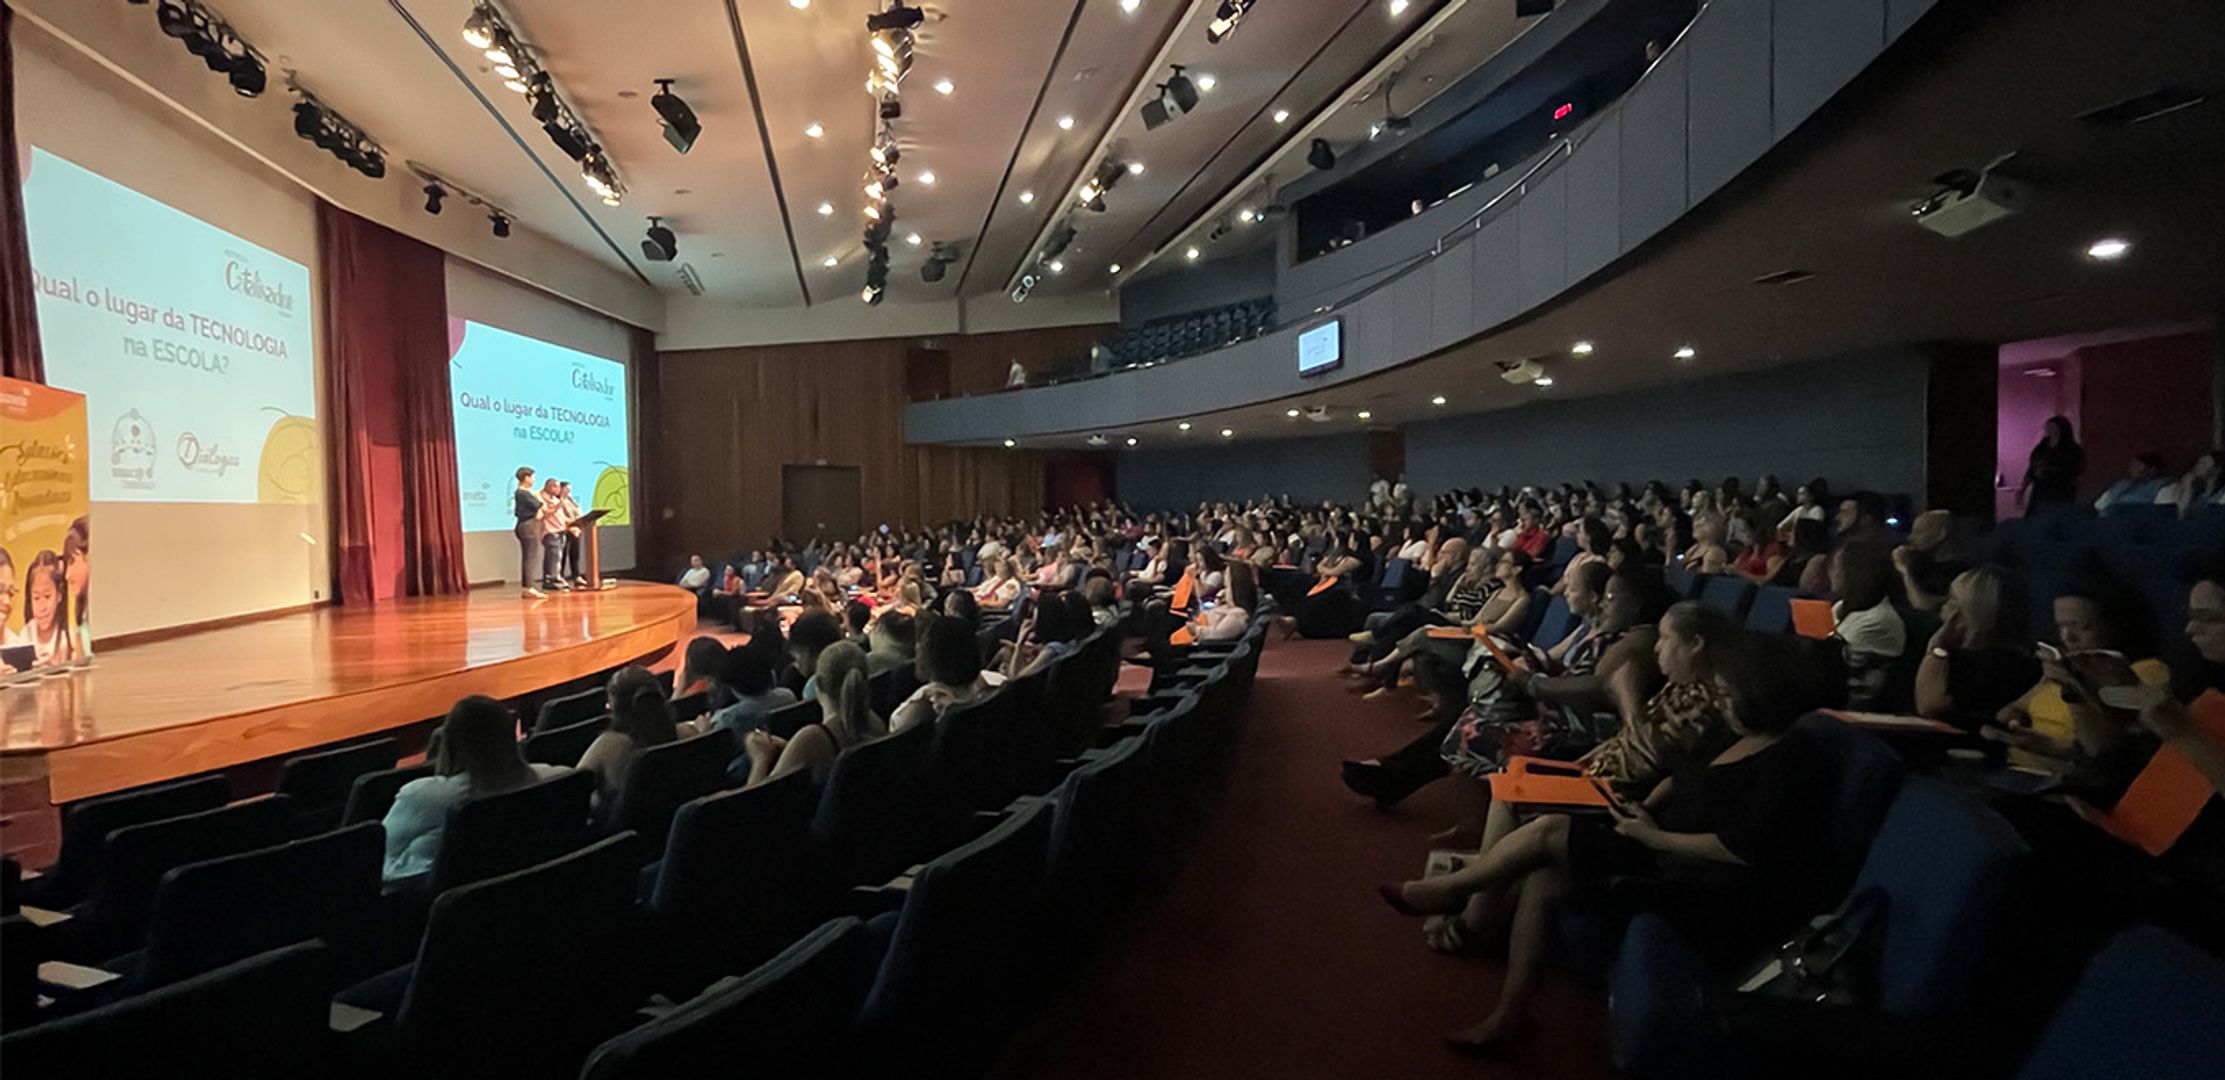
[
  {"x1": 1488, "y1": 756, "x2": 1610, "y2": 810},
  {"x1": 1789, "y1": 598, "x2": 1836, "y2": 639},
  {"x1": 2086, "y1": 691, "x2": 2225, "y2": 856},
  {"x1": 1821, "y1": 709, "x2": 1962, "y2": 735},
  {"x1": 1306, "y1": 575, "x2": 1341, "y2": 597}
]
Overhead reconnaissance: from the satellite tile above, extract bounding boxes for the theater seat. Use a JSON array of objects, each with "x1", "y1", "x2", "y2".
[
  {"x1": 275, "y1": 738, "x2": 399, "y2": 831},
  {"x1": 813, "y1": 720, "x2": 936, "y2": 887},
  {"x1": 605, "y1": 729, "x2": 737, "y2": 858},
  {"x1": 1745, "y1": 585, "x2": 1797, "y2": 636},
  {"x1": 342, "y1": 763, "x2": 435, "y2": 827},
  {"x1": 1530, "y1": 593, "x2": 1577, "y2": 652},
  {"x1": 644, "y1": 768, "x2": 821, "y2": 995},
  {"x1": 535, "y1": 686, "x2": 608, "y2": 732},
  {"x1": 581, "y1": 917, "x2": 882, "y2": 1080},
  {"x1": 1857, "y1": 779, "x2": 2025, "y2": 1016},
  {"x1": 18, "y1": 775, "x2": 230, "y2": 911},
  {"x1": 0, "y1": 941, "x2": 334, "y2": 1080},
  {"x1": 54, "y1": 796, "x2": 296, "y2": 965},
  {"x1": 1699, "y1": 576, "x2": 1758, "y2": 621},
  {"x1": 2014, "y1": 926, "x2": 2225, "y2": 1080},
  {"x1": 522, "y1": 713, "x2": 608, "y2": 768},
  {"x1": 422, "y1": 768, "x2": 593, "y2": 899},
  {"x1": 121, "y1": 821, "x2": 383, "y2": 990}
]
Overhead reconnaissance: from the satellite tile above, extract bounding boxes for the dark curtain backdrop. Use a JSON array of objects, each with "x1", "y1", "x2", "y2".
[
  {"x1": 317, "y1": 201, "x2": 466, "y2": 603},
  {"x1": 1044, "y1": 450, "x2": 1117, "y2": 509},
  {"x1": 1, "y1": 8, "x2": 45, "y2": 385}
]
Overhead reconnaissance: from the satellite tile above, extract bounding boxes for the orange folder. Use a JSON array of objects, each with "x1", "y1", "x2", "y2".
[
  {"x1": 1306, "y1": 574, "x2": 1341, "y2": 597},
  {"x1": 1487, "y1": 755, "x2": 1611, "y2": 810},
  {"x1": 1789, "y1": 598, "x2": 1836, "y2": 639},
  {"x1": 2086, "y1": 691, "x2": 2225, "y2": 856},
  {"x1": 1820, "y1": 709, "x2": 1962, "y2": 736},
  {"x1": 1169, "y1": 569, "x2": 1196, "y2": 612}
]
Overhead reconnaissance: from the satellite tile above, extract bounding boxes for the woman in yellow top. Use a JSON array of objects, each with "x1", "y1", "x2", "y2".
[{"x1": 1990, "y1": 582, "x2": 2170, "y2": 772}]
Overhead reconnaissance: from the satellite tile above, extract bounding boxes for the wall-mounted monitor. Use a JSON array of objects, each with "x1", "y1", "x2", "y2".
[{"x1": 1297, "y1": 318, "x2": 1343, "y2": 377}]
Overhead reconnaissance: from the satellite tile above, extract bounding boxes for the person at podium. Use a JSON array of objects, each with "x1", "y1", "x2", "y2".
[
  {"x1": 557, "y1": 479, "x2": 589, "y2": 589},
  {"x1": 514, "y1": 466, "x2": 546, "y2": 599},
  {"x1": 537, "y1": 478, "x2": 571, "y2": 592}
]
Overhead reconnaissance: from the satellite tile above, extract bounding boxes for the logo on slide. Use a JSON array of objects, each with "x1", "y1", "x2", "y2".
[
  {"x1": 571, "y1": 364, "x2": 616, "y2": 398},
  {"x1": 175, "y1": 431, "x2": 242, "y2": 477},
  {"x1": 591, "y1": 465, "x2": 631, "y2": 525},
  {"x1": 109, "y1": 409, "x2": 157, "y2": 490},
  {"x1": 257, "y1": 412, "x2": 318, "y2": 504}
]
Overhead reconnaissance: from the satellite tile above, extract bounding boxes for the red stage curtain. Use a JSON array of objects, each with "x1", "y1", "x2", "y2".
[
  {"x1": 317, "y1": 201, "x2": 466, "y2": 603},
  {"x1": 1, "y1": 8, "x2": 46, "y2": 385},
  {"x1": 1044, "y1": 450, "x2": 1117, "y2": 509}
]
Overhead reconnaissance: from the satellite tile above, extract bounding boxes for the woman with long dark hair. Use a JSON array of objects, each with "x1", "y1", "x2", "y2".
[
  {"x1": 381, "y1": 696, "x2": 566, "y2": 880},
  {"x1": 577, "y1": 665, "x2": 680, "y2": 818},
  {"x1": 2020, "y1": 414, "x2": 2085, "y2": 510}
]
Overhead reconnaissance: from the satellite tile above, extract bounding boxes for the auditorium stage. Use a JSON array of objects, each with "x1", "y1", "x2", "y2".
[{"x1": 0, "y1": 583, "x2": 697, "y2": 820}]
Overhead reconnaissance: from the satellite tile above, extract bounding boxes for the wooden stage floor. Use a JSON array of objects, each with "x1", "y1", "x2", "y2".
[{"x1": 0, "y1": 583, "x2": 696, "y2": 812}]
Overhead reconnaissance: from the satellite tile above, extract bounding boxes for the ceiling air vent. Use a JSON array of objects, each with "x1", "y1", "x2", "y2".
[
  {"x1": 2078, "y1": 86, "x2": 2209, "y2": 128},
  {"x1": 1751, "y1": 268, "x2": 1815, "y2": 286},
  {"x1": 676, "y1": 263, "x2": 705, "y2": 296}
]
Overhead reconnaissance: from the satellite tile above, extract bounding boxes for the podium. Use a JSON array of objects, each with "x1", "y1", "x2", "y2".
[{"x1": 573, "y1": 509, "x2": 614, "y2": 590}]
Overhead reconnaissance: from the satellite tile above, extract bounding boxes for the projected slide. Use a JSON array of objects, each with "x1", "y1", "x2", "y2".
[
  {"x1": 449, "y1": 321, "x2": 631, "y2": 533},
  {"x1": 21, "y1": 148, "x2": 318, "y2": 504}
]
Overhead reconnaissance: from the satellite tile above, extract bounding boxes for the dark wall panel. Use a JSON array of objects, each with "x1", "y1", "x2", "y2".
[
  {"x1": 1115, "y1": 431, "x2": 1374, "y2": 511},
  {"x1": 1515, "y1": 164, "x2": 1569, "y2": 311},
  {"x1": 1774, "y1": 0, "x2": 1884, "y2": 137},
  {"x1": 1686, "y1": 0, "x2": 1774, "y2": 201},
  {"x1": 1562, "y1": 111, "x2": 1622, "y2": 284},
  {"x1": 1618, "y1": 45, "x2": 1690, "y2": 248}
]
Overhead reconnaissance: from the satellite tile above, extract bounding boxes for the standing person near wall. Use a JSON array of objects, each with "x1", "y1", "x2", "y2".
[
  {"x1": 514, "y1": 467, "x2": 546, "y2": 599},
  {"x1": 2019, "y1": 415, "x2": 2086, "y2": 512}
]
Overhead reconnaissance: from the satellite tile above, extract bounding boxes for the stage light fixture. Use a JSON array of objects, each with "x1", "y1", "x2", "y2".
[
  {"x1": 157, "y1": 1, "x2": 197, "y2": 39},
  {"x1": 528, "y1": 74, "x2": 559, "y2": 123},
  {"x1": 1307, "y1": 138, "x2": 1336, "y2": 171},
  {"x1": 1205, "y1": 0, "x2": 1257, "y2": 45},
  {"x1": 641, "y1": 216, "x2": 678, "y2": 261},
  {"x1": 865, "y1": 1, "x2": 925, "y2": 32},
  {"x1": 490, "y1": 211, "x2": 512, "y2": 238},
  {"x1": 461, "y1": 6, "x2": 495, "y2": 48},
  {"x1": 862, "y1": 284, "x2": 885, "y2": 305},
  {"x1": 544, "y1": 120, "x2": 590, "y2": 162},
  {"x1": 228, "y1": 53, "x2": 265, "y2": 97},
  {"x1": 423, "y1": 182, "x2": 447, "y2": 214},
  {"x1": 482, "y1": 29, "x2": 517, "y2": 68},
  {"x1": 1571, "y1": 341, "x2": 1594, "y2": 356}
]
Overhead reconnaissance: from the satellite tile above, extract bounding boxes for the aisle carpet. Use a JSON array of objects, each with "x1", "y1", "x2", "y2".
[{"x1": 1024, "y1": 637, "x2": 1618, "y2": 1079}]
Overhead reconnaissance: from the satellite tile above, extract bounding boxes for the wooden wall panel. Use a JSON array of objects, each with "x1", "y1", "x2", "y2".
[
  {"x1": 943, "y1": 323, "x2": 1114, "y2": 397},
  {"x1": 650, "y1": 328, "x2": 1081, "y2": 569}
]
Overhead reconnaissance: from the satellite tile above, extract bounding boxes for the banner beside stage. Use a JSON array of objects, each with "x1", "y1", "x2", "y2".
[{"x1": 0, "y1": 376, "x2": 93, "y2": 679}]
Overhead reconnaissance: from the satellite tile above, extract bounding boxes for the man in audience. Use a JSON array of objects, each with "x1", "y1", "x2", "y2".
[{"x1": 677, "y1": 554, "x2": 713, "y2": 610}]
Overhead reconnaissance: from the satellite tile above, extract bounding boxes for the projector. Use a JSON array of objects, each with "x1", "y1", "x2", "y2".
[
  {"x1": 1303, "y1": 405, "x2": 1335, "y2": 423},
  {"x1": 1497, "y1": 359, "x2": 1545, "y2": 385},
  {"x1": 1912, "y1": 175, "x2": 2027, "y2": 239}
]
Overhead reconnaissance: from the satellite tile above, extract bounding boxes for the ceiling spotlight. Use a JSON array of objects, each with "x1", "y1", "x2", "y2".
[
  {"x1": 906, "y1": 232, "x2": 922, "y2": 246},
  {"x1": 423, "y1": 182, "x2": 446, "y2": 215},
  {"x1": 917, "y1": 170, "x2": 936, "y2": 185},
  {"x1": 482, "y1": 31, "x2": 517, "y2": 69},
  {"x1": 823, "y1": 256, "x2": 840, "y2": 267},
  {"x1": 652, "y1": 79, "x2": 700, "y2": 154},
  {"x1": 1177, "y1": 421, "x2": 1192, "y2": 431},
  {"x1": 1674, "y1": 345, "x2": 1697, "y2": 360},
  {"x1": 543, "y1": 120, "x2": 590, "y2": 161},
  {"x1": 1108, "y1": 263, "x2": 1121, "y2": 274},
  {"x1": 818, "y1": 202, "x2": 835, "y2": 216},
  {"x1": 1184, "y1": 246, "x2": 1200, "y2": 261},
  {"x1": 1121, "y1": 0, "x2": 1141, "y2": 11},
  {"x1": 1057, "y1": 115, "x2": 1075, "y2": 130},
  {"x1": 933, "y1": 77, "x2": 955, "y2": 95},
  {"x1": 1285, "y1": 408, "x2": 1300, "y2": 418},
  {"x1": 641, "y1": 216, "x2": 678, "y2": 261},
  {"x1": 227, "y1": 53, "x2": 265, "y2": 97},
  {"x1": 1389, "y1": 0, "x2": 1410, "y2": 13},
  {"x1": 2085, "y1": 236, "x2": 2131, "y2": 260},
  {"x1": 1205, "y1": 0, "x2": 1257, "y2": 45},
  {"x1": 805, "y1": 122, "x2": 824, "y2": 138},
  {"x1": 461, "y1": 7, "x2": 495, "y2": 49},
  {"x1": 1571, "y1": 341, "x2": 1594, "y2": 356},
  {"x1": 1019, "y1": 191, "x2": 1036, "y2": 204},
  {"x1": 1535, "y1": 376, "x2": 1555, "y2": 387},
  {"x1": 866, "y1": 2, "x2": 926, "y2": 31},
  {"x1": 1430, "y1": 395, "x2": 1447, "y2": 406},
  {"x1": 1356, "y1": 410, "x2": 1372, "y2": 420},
  {"x1": 1238, "y1": 207, "x2": 1256, "y2": 223},
  {"x1": 1196, "y1": 73, "x2": 1217, "y2": 92},
  {"x1": 791, "y1": 0, "x2": 809, "y2": 8},
  {"x1": 1272, "y1": 108, "x2": 1290, "y2": 124},
  {"x1": 494, "y1": 63, "x2": 521, "y2": 80},
  {"x1": 1127, "y1": 161, "x2": 1145, "y2": 175},
  {"x1": 1308, "y1": 138, "x2": 1336, "y2": 171},
  {"x1": 503, "y1": 76, "x2": 530, "y2": 94},
  {"x1": 1125, "y1": 437, "x2": 1139, "y2": 447},
  {"x1": 1219, "y1": 428, "x2": 1234, "y2": 438},
  {"x1": 1003, "y1": 438, "x2": 1018, "y2": 448},
  {"x1": 489, "y1": 211, "x2": 511, "y2": 238}
]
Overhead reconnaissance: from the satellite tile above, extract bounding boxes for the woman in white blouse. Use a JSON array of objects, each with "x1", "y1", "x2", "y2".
[{"x1": 973, "y1": 554, "x2": 1023, "y2": 611}]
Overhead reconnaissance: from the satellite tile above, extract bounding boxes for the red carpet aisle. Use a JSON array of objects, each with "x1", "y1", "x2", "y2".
[{"x1": 1028, "y1": 638, "x2": 1616, "y2": 1079}]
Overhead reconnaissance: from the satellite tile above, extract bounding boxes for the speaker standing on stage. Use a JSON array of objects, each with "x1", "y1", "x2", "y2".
[
  {"x1": 539, "y1": 479, "x2": 572, "y2": 592},
  {"x1": 515, "y1": 467, "x2": 546, "y2": 599},
  {"x1": 558, "y1": 479, "x2": 588, "y2": 589}
]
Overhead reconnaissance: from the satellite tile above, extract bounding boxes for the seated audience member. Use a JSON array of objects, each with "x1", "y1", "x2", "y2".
[
  {"x1": 1915, "y1": 565, "x2": 2041, "y2": 724},
  {"x1": 1280, "y1": 532, "x2": 1370, "y2": 640},
  {"x1": 705, "y1": 640, "x2": 798, "y2": 737},
  {"x1": 1358, "y1": 550, "x2": 1534, "y2": 703},
  {"x1": 2165, "y1": 449, "x2": 2223, "y2": 517},
  {"x1": 1988, "y1": 572, "x2": 2171, "y2": 787},
  {"x1": 710, "y1": 562, "x2": 749, "y2": 625},
  {"x1": 843, "y1": 598, "x2": 873, "y2": 643},
  {"x1": 1509, "y1": 506, "x2": 1551, "y2": 560},
  {"x1": 741, "y1": 641, "x2": 883, "y2": 788},
  {"x1": 937, "y1": 550, "x2": 968, "y2": 590},
  {"x1": 1890, "y1": 509, "x2": 1967, "y2": 611},
  {"x1": 764, "y1": 557, "x2": 806, "y2": 600},
  {"x1": 1082, "y1": 576, "x2": 1122, "y2": 629},
  {"x1": 941, "y1": 588, "x2": 982, "y2": 630},
  {"x1": 2093, "y1": 451, "x2": 2175, "y2": 515},
  {"x1": 1832, "y1": 540, "x2": 1908, "y2": 709},
  {"x1": 677, "y1": 555, "x2": 714, "y2": 606},
  {"x1": 1381, "y1": 616, "x2": 1829, "y2": 1055},
  {"x1": 2127, "y1": 559, "x2": 2225, "y2": 806},
  {"x1": 673, "y1": 637, "x2": 731, "y2": 706},
  {"x1": 999, "y1": 591, "x2": 1089, "y2": 680},
  {"x1": 787, "y1": 610, "x2": 845, "y2": 701},
  {"x1": 891, "y1": 612, "x2": 1008, "y2": 734},
  {"x1": 1191, "y1": 561, "x2": 1259, "y2": 642},
  {"x1": 576, "y1": 666, "x2": 681, "y2": 820},
  {"x1": 974, "y1": 554, "x2": 1024, "y2": 611},
  {"x1": 1834, "y1": 491, "x2": 1891, "y2": 548},
  {"x1": 1780, "y1": 478, "x2": 1831, "y2": 529},
  {"x1": 865, "y1": 610, "x2": 918, "y2": 677},
  {"x1": 1344, "y1": 540, "x2": 1473, "y2": 672},
  {"x1": 1678, "y1": 511, "x2": 1733, "y2": 574},
  {"x1": 382, "y1": 695, "x2": 567, "y2": 881}
]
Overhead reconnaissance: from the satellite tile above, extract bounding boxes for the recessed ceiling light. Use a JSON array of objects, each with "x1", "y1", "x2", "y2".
[
  {"x1": 1285, "y1": 408, "x2": 1300, "y2": 417},
  {"x1": 822, "y1": 256, "x2": 839, "y2": 267},
  {"x1": 1047, "y1": 258, "x2": 1065, "y2": 273},
  {"x1": 918, "y1": 170, "x2": 936, "y2": 185},
  {"x1": 1003, "y1": 438, "x2": 1016, "y2": 447},
  {"x1": 1272, "y1": 109, "x2": 1290, "y2": 124},
  {"x1": 2085, "y1": 236, "x2": 2131, "y2": 260},
  {"x1": 905, "y1": 232, "x2": 922, "y2": 246},
  {"x1": 1535, "y1": 376, "x2": 1555, "y2": 387},
  {"x1": 1108, "y1": 263, "x2": 1121, "y2": 274},
  {"x1": 1220, "y1": 428, "x2": 1234, "y2": 438},
  {"x1": 1571, "y1": 341, "x2": 1594, "y2": 356},
  {"x1": 1125, "y1": 436, "x2": 1138, "y2": 446},
  {"x1": 1197, "y1": 74, "x2": 1217, "y2": 92},
  {"x1": 789, "y1": 0, "x2": 809, "y2": 8},
  {"x1": 1177, "y1": 421, "x2": 1192, "y2": 431},
  {"x1": 933, "y1": 78, "x2": 954, "y2": 95},
  {"x1": 1121, "y1": 0, "x2": 1141, "y2": 11},
  {"x1": 1019, "y1": 190, "x2": 1035, "y2": 204},
  {"x1": 1184, "y1": 246, "x2": 1200, "y2": 261},
  {"x1": 1430, "y1": 395, "x2": 1447, "y2": 406},
  {"x1": 1057, "y1": 115, "x2": 1075, "y2": 130},
  {"x1": 804, "y1": 122, "x2": 824, "y2": 139},
  {"x1": 1389, "y1": 0, "x2": 1410, "y2": 14},
  {"x1": 1674, "y1": 345, "x2": 1697, "y2": 360},
  {"x1": 816, "y1": 202, "x2": 834, "y2": 216},
  {"x1": 1127, "y1": 161, "x2": 1145, "y2": 175},
  {"x1": 1356, "y1": 410, "x2": 1372, "y2": 420}
]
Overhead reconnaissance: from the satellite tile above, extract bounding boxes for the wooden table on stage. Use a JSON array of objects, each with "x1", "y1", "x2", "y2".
[{"x1": 0, "y1": 583, "x2": 697, "y2": 816}]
